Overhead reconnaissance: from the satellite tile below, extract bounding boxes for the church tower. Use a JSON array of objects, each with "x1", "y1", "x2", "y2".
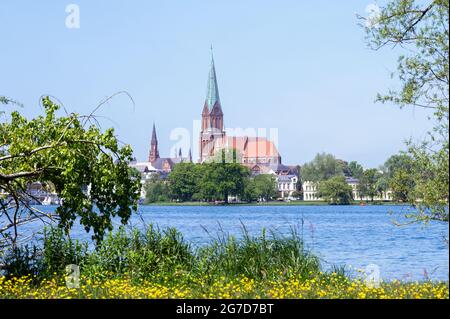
[
  {"x1": 148, "y1": 123, "x2": 160, "y2": 163},
  {"x1": 199, "y1": 48, "x2": 225, "y2": 162}
]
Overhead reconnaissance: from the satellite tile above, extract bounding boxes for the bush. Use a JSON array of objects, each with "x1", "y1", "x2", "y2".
[
  {"x1": 40, "y1": 228, "x2": 88, "y2": 279},
  {"x1": 82, "y1": 226, "x2": 193, "y2": 281},
  {"x1": 1, "y1": 245, "x2": 43, "y2": 280},
  {"x1": 196, "y1": 228, "x2": 320, "y2": 281},
  {"x1": 1, "y1": 227, "x2": 87, "y2": 281},
  {"x1": 2, "y1": 224, "x2": 318, "y2": 286}
]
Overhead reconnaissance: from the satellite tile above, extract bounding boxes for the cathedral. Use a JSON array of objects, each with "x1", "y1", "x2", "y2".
[
  {"x1": 146, "y1": 50, "x2": 292, "y2": 177},
  {"x1": 198, "y1": 51, "x2": 283, "y2": 173}
]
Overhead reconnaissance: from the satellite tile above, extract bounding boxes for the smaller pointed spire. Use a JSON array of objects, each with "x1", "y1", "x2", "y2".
[
  {"x1": 189, "y1": 149, "x2": 192, "y2": 163},
  {"x1": 151, "y1": 123, "x2": 157, "y2": 145},
  {"x1": 179, "y1": 148, "x2": 182, "y2": 158},
  {"x1": 149, "y1": 123, "x2": 159, "y2": 163}
]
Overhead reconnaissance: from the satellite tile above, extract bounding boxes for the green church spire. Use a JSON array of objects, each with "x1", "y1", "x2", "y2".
[{"x1": 206, "y1": 46, "x2": 220, "y2": 110}]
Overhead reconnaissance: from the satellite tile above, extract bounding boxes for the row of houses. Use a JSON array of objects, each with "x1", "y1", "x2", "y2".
[
  {"x1": 130, "y1": 160, "x2": 393, "y2": 202},
  {"x1": 16, "y1": 164, "x2": 392, "y2": 204}
]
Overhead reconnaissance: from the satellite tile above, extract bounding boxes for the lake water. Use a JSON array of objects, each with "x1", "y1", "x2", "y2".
[{"x1": 16, "y1": 205, "x2": 450, "y2": 281}]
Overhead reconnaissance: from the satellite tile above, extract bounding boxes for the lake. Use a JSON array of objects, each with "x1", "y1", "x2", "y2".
[{"x1": 16, "y1": 204, "x2": 450, "y2": 281}]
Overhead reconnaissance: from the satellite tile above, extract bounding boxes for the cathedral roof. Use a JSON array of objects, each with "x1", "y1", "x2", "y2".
[
  {"x1": 152, "y1": 158, "x2": 175, "y2": 171},
  {"x1": 129, "y1": 162, "x2": 157, "y2": 173},
  {"x1": 217, "y1": 136, "x2": 281, "y2": 159},
  {"x1": 277, "y1": 174, "x2": 298, "y2": 182}
]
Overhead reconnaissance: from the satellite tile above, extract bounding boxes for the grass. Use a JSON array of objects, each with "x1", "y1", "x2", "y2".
[{"x1": 0, "y1": 226, "x2": 447, "y2": 299}]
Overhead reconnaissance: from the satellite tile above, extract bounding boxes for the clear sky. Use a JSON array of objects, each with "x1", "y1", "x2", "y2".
[{"x1": 0, "y1": 0, "x2": 433, "y2": 168}]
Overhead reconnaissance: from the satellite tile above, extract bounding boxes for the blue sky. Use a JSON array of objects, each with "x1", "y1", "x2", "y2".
[{"x1": 0, "y1": 1, "x2": 433, "y2": 167}]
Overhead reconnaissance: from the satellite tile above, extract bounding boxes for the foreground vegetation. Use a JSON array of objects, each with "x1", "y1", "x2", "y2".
[
  {"x1": 0, "y1": 226, "x2": 447, "y2": 299},
  {"x1": 1, "y1": 273, "x2": 448, "y2": 299}
]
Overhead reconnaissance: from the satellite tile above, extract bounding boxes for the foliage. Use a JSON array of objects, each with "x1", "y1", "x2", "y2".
[
  {"x1": 197, "y1": 228, "x2": 320, "y2": 281},
  {"x1": 1, "y1": 227, "x2": 87, "y2": 281},
  {"x1": 82, "y1": 226, "x2": 193, "y2": 281},
  {"x1": 382, "y1": 154, "x2": 415, "y2": 202},
  {"x1": 40, "y1": 228, "x2": 87, "y2": 279},
  {"x1": 168, "y1": 163, "x2": 200, "y2": 202},
  {"x1": 348, "y1": 161, "x2": 364, "y2": 179},
  {"x1": 317, "y1": 176, "x2": 353, "y2": 205},
  {"x1": 1, "y1": 224, "x2": 320, "y2": 284},
  {"x1": 390, "y1": 170, "x2": 415, "y2": 202},
  {"x1": 382, "y1": 154, "x2": 414, "y2": 179},
  {"x1": 197, "y1": 162, "x2": 249, "y2": 203},
  {"x1": 1, "y1": 245, "x2": 42, "y2": 281},
  {"x1": 361, "y1": 0, "x2": 449, "y2": 222},
  {"x1": 246, "y1": 174, "x2": 278, "y2": 202},
  {"x1": 0, "y1": 97, "x2": 141, "y2": 246},
  {"x1": 166, "y1": 150, "x2": 251, "y2": 203},
  {"x1": 408, "y1": 142, "x2": 449, "y2": 221},
  {"x1": 358, "y1": 169, "x2": 383, "y2": 201},
  {"x1": 1, "y1": 225, "x2": 447, "y2": 299},
  {"x1": 301, "y1": 153, "x2": 344, "y2": 182},
  {"x1": 143, "y1": 174, "x2": 170, "y2": 203}
]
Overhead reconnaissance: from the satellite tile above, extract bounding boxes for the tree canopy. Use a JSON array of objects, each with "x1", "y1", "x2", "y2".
[
  {"x1": 167, "y1": 151, "x2": 251, "y2": 203},
  {"x1": 242, "y1": 174, "x2": 278, "y2": 202},
  {"x1": 168, "y1": 162, "x2": 200, "y2": 202},
  {"x1": 348, "y1": 161, "x2": 364, "y2": 179},
  {"x1": 362, "y1": 0, "x2": 449, "y2": 222},
  {"x1": 144, "y1": 174, "x2": 170, "y2": 203},
  {"x1": 358, "y1": 169, "x2": 383, "y2": 202},
  {"x1": 301, "y1": 153, "x2": 344, "y2": 182},
  {"x1": 317, "y1": 176, "x2": 353, "y2": 205},
  {"x1": 0, "y1": 97, "x2": 141, "y2": 247}
]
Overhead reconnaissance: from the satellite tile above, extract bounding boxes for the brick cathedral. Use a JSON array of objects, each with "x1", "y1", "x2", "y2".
[
  {"x1": 198, "y1": 51, "x2": 282, "y2": 172},
  {"x1": 148, "y1": 50, "x2": 289, "y2": 176}
]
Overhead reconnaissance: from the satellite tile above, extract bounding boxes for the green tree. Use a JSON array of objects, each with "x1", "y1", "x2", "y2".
[
  {"x1": 317, "y1": 176, "x2": 353, "y2": 205},
  {"x1": 168, "y1": 162, "x2": 200, "y2": 202},
  {"x1": 390, "y1": 170, "x2": 415, "y2": 202},
  {"x1": 361, "y1": 0, "x2": 449, "y2": 222},
  {"x1": 198, "y1": 150, "x2": 250, "y2": 203},
  {"x1": 382, "y1": 154, "x2": 415, "y2": 201},
  {"x1": 143, "y1": 174, "x2": 170, "y2": 203},
  {"x1": 241, "y1": 177, "x2": 258, "y2": 203},
  {"x1": 301, "y1": 153, "x2": 344, "y2": 182},
  {"x1": 295, "y1": 165, "x2": 303, "y2": 200},
  {"x1": 382, "y1": 154, "x2": 414, "y2": 179},
  {"x1": 358, "y1": 169, "x2": 382, "y2": 202},
  {"x1": 253, "y1": 174, "x2": 278, "y2": 202},
  {"x1": 348, "y1": 161, "x2": 364, "y2": 179},
  {"x1": 0, "y1": 96, "x2": 141, "y2": 247}
]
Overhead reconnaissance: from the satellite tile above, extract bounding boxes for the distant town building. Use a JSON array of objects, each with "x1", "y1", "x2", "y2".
[
  {"x1": 303, "y1": 180, "x2": 319, "y2": 201},
  {"x1": 133, "y1": 50, "x2": 301, "y2": 200},
  {"x1": 277, "y1": 175, "x2": 298, "y2": 199},
  {"x1": 145, "y1": 123, "x2": 192, "y2": 176},
  {"x1": 302, "y1": 177, "x2": 394, "y2": 201},
  {"x1": 198, "y1": 50, "x2": 282, "y2": 169}
]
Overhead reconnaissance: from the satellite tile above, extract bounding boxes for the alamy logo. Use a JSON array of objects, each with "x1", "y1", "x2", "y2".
[
  {"x1": 364, "y1": 264, "x2": 381, "y2": 288},
  {"x1": 365, "y1": 3, "x2": 381, "y2": 28},
  {"x1": 65, "y1": 264, "x2": 80, "y2": 288},
  {"x1": 65, "y1": 4, "x2": 80, "y2": 29}
]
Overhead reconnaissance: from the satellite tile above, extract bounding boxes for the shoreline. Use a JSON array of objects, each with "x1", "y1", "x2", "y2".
[{"x1": 142, "y1": 201, "x2": 409, "y2": 207}]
